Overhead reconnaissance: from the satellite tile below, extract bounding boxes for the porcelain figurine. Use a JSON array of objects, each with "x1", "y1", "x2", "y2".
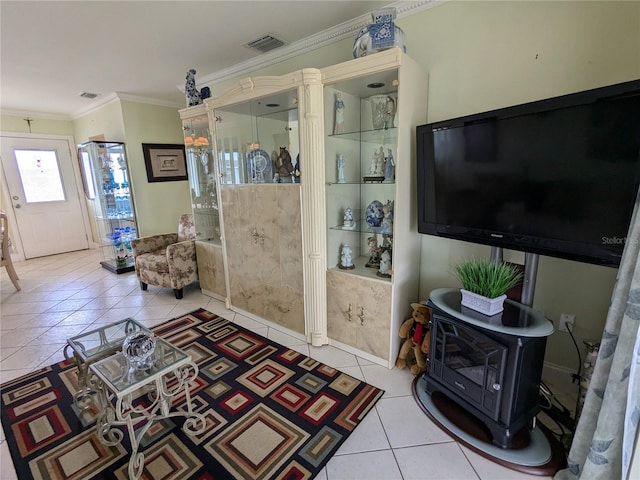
[
  {"x1": 384, "y1": 149, "x2": 395, "y2": 183},
  {"x1": 380, "y1": 201, "x2": 393, "y2": 234},
  {"x1": 337, "y1": 154, "x2": 346, "y2": 183},
  {"x1": 343, "y1": 207, "x2": 356, "y2": 230},
  {"x1": 185, "y1": 69, "x2": 202, "y2": 107},
  {"x1": 377, "y1": 250, "x2": 392, "y2": 278},
  {"x1": 366, "y1": 235, "x2": 381, "y2": 268},
  {"x1": 334, "y1": 92, "x2": 345, "y2": 134},
  {"x1": 339, "y1": 244, "x2": 355, "y2": 269},
  {"x1": 385, "y1": 96, "x2": 397, "y2": 129}
]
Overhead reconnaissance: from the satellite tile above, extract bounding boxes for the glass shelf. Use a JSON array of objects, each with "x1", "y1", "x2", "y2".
[{"x1": 328, "y1": 127, "x2": 397, "y2": 144}]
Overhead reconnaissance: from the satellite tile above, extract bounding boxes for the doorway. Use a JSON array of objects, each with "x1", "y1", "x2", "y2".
[{"x1": 1, "y1": 134, "x2": 91, "y2": 259}]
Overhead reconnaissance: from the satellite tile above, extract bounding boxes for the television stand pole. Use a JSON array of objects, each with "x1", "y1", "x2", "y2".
[
  {"x1": 489, "y1": 247, "x2": 538, "y2": 307},
  {"x1": 521, "y1": 253, "x2": 539, "y2": 307}
]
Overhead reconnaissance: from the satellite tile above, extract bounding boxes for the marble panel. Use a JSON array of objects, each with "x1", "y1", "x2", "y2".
[
  {"x1": 196, "y1": 242, "x2": 226, "y2": 298},
  {"x1": 262, "y1": 284, "x2": 304, "y2": 334},
  {"x1": 277, "y1": 185, "x2": 303, "y2": 292},
  {"x1": 326, "y1": 271, "x2": 357, "y2": 348},
  {"x1": 356, "y1": 278, "x2": 391, "y2": 360}
]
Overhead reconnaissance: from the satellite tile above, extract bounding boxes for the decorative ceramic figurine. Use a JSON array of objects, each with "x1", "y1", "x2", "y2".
[
  {"x1": 334, "y1": 92, "x2": 345, "y2": 134},
  {"x1": 277, "y1": 147, "x2": 295, "y2": 177},
  {"x1": 337, "y1": 154, "x2": 346, "y2": 183},
  {"x1": 369, "y1": 148, "x2": 384, "y2": 176},
  {"x1": 343, "y1": 207, "x2": 356, "y2": 230},
  {"x1": 200, "y1": 86, "x2": 211, "y2": 100},
  {"x1": 352, "y1": 8, "x2": 406, "y2": 58},
  {"x1": 339, "y1": 244, "x2": 355, "y2": 269},
  {"x1": 365, "y1": 200, "x2": 384, "y2": 228},
  {"x1": 384, "y1": 149, "x2": 395, "y2": 183},
  {"x1": 385, "y1": 96, "x2": 397, "y2": 129},
  {"x1": 380, "y1": 201, "x2": 393, "y2": 234},
  {"x1": 366, "y1": 235, "x2": 381, "y2": 268},
  {"x1": 377, "y1": 250, "x2": 392, "y2": 278},
  {"x1": 185, "y1": 69, "x2": 202, "y2": 107},
  {"x1": 294, "y1": 154, "x2": 300, "y2": 182}
]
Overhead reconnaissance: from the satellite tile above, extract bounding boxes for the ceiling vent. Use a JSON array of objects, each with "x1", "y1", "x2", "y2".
[
  {"x1": 243, "y1": 34, "x2": 287, "y2": 53},
  {"x1": 79, "y1": 92, "x2": 99, "y2": 99}
]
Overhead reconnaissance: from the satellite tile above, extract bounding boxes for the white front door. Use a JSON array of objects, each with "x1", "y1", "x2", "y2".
[{"x1": 1, "y1": 135, "x2": 90, "y2": 258}]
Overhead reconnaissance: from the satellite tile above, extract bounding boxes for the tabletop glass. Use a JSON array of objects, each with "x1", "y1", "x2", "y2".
[
  {"x1": 429, "y1": 288, "x2": 554, "y2": 337},
  {"x1": 67, "y1": 318, "x2": 148, "y2": 360},
  {"x1": 91, "y1": 337, "x2": 189, "y2": 393}
]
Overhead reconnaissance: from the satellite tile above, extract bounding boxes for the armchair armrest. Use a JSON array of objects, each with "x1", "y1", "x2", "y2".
[
  {"x1": 132, "y1": 233, "x2": 179, "y2": 256},
  {"x1": 166, "y1": 239, "x2": 197, "y2": 270}
]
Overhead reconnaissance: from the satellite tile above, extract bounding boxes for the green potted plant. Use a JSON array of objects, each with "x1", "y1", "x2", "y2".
[{"x1": 453, "y1": 258, "x2": 523, "y2": 315}]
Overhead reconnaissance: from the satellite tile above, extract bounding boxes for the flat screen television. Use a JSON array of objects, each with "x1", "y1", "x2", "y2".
[{"x1": 417, "y1": 80, "x2": 640, "y2": 267}]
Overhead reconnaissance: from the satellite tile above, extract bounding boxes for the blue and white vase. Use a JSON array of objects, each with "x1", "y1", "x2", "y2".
[{"x1": 353, "y1": 8, "x2": 406, "y2": 58}]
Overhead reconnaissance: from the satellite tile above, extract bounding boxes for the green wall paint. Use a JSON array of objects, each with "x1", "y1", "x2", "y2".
[
  {"x1": 1, "y1": 115, "x2": 74, "y2": 135},
  {"x1": 119, "y1": 100, "x2": 191, "y2": 237}
]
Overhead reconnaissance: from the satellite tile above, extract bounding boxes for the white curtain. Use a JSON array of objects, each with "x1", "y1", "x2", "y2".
[{"x1": 554, "y1": 194, "x2": 640, "y2": 480}]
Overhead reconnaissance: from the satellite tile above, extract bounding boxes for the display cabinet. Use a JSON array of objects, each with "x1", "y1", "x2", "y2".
[
  {"x1": 179, "y1": 105, "x2": 226, "y2": 299},
  {"x1": 205, "y1": 70, "x2": 327, "y2": 343},
  {"x1": 78, "y1": 141, "x2": 138, "y2": 274},
  {"x1": 321, "y1": 48, "x2": 428, "y2": 365}
]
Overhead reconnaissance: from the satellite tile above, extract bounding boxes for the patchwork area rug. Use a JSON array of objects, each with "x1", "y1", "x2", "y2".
[{"x1": 0, "y1": 309, "x2": 383, "y2": 479}]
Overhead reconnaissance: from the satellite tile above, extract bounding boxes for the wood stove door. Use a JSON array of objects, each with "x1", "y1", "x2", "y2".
[{"x1": 429, "y1": 314, "x2": 508, "y2": 421}]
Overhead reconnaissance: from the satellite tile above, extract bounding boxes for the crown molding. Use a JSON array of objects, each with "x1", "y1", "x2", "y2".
[
  {"x1": 114, "y1": 92, "x2": 184, "y2": 109},
  {"x1": 0, "y1": 109, "x2": 72, "y2": 121},
  {"x1": 70, "y1": 92, "x2": 183, "y2": 120},
  {"x1": 181, "y1": 0, "x2": 440, "y2": 91}
]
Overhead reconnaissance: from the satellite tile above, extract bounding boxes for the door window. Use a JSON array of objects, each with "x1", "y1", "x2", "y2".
[{"x1": 14, "y1": 149, "x2": 65, "y2": 203}]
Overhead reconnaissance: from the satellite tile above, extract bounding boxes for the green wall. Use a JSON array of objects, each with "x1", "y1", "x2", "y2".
[
  {"x1": 119, "y1": 100, "x2": 191, "y2": 236},
  {"x1": 72, "y1": 99, "x2": 191, "y2": 238},
  {"x1": 0, "y1": 115, "x2": 74, "y2": 136}
]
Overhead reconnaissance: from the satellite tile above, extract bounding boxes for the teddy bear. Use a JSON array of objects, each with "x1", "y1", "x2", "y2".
[{"x1": 395, "y1": 303, "x2": 431, "y2": 376}]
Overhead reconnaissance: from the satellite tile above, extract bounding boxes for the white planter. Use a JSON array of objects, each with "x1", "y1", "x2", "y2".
[{"x1": 460, "y1": 289, "x2": 507, "y2": 316}]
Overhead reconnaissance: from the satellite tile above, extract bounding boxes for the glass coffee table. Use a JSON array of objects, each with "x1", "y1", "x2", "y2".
[
  {"x1": 64, "y1": 318, "x2": 149, "y2": 409},
  {"x1": 89, "y1": 337, "x2": 205, "y2": 480}
]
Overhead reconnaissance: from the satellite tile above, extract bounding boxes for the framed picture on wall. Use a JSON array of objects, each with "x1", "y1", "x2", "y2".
[{"x1": 142, "y1": 143, "x2": 188, "y2": 182}]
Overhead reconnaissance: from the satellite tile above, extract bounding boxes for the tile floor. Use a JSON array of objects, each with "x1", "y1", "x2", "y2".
[{"x1": 0, "y1": 249, "x2": 565, "y2": 479}]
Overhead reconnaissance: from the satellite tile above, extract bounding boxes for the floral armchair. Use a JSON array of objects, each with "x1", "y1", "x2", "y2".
[{"x1": 131, "y1": 214, "x2": 197, "y2": 299}]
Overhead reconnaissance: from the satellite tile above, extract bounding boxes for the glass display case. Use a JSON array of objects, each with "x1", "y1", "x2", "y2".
[
  {"x1": 179, "y1": 105, "x2": 226, "y2": 299},
  {"x1": 204, "y1": 69, "x2": 326, "y2": 341},
  {"x1": 180, "y1": 106, "x2": 220, "y2": 244},
  {"x1": 324, "y1": 69, "x2": 399, "y2": 282},
  {"x1": 78, "y1": 141, "x2": 138, "y2": 274},
  {"x1": 321, "y1": 49, "x2": 428, "y2": 365}
]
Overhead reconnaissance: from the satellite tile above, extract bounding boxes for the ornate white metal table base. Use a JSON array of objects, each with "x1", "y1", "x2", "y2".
[{"x1": 90, "y1": 338, "x2": 205, "y2": 479}]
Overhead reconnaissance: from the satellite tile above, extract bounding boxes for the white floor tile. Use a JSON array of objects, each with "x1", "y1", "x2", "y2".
[
  {"x1": 360, "y1": 363, "x2": 415, "y2": 398},
  {"x1": 394, "y1": 443, "x2": 479, "y2": 480},
  {"x1": 376, "y1": 396, "x2": 455, "y2": 448},
  {"x1": 0, "y1": 440, "x2": 18, "y2": 480},
  {"x1": 459, "y1": 445, "x2": 553, "y2": 480},
  {"x1": 335, "y1": 408, "x2": 390, "y2": 455},
  {"x1": 309, "y1": 344, "x2": 359, "y2": 369},
  {"x1": 325, "y1": 449, "x2": 402, "y2": 480}
]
